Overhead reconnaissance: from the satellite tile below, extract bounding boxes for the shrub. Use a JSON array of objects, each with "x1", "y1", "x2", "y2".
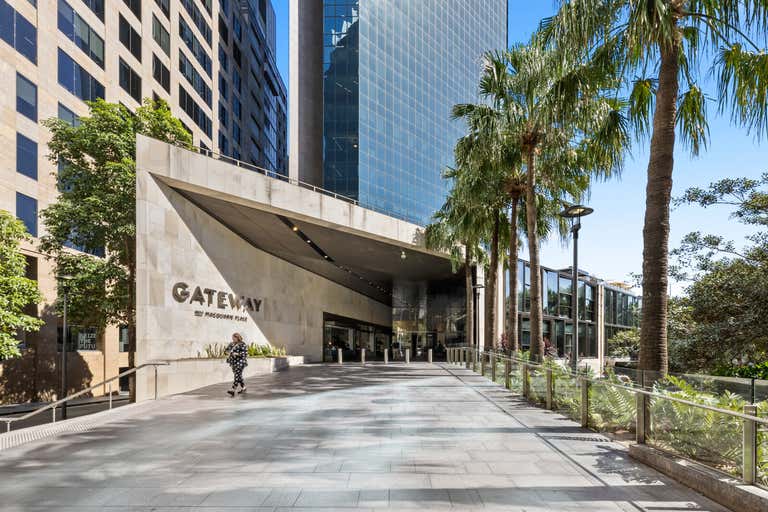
[{"x1": 203, "y1": 343, "x2": 227, "y2": 359}]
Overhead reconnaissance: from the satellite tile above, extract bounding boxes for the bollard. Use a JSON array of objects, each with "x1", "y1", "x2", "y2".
[
  {"x1": 580, "y1": 376, "x2": 590, "y2": 428},
  {"x1": 447, "y1": 348, "x2": 452, "y2": 364},
  {"x1": 405, "y1": 348, "x2": 410, "y2": 364},
  {"x1": 384, "y1": 348, "x2": 389, "y2": 364},
  {"x1": 108, "y1": 382, "x2": 113, "y2": 410},
  {"x1": 635, "y1": 391, "x2": 647, "y2": 444},
  {"x1": 361, "y1": 348, "x2": 366, "y2": 365},
  {"x1": 490, "y1": 354, "x2": 496, "y2": 382},
  {"x1": 465, "y1": 349, "x2": 470, "y2": 369},
  {"x1": 743, "y1": 404, "x2": 757, "y2": 484},
  {"x1": 472, "y1": 350, "x2": 478, "y2": 372},
  {"x1": 52, "y1": 406, "x2": 56, "y2": 423},
  {"x1": 522, "y1": 364, "x2": 530, "y2": 398},
  {"x1": 337, "y1": 349, "x2": 343, "y2": 365},
  {"x1": 461, "y1": 348, "x2": 466, "y2": 365},
  {"x1": 504, "y1": 359, "x2": 511, "y2": 389},
  {"x1": 545, "y1": 368, "x2": 553, "y2": 410},
  {"x1": 154, "y1": 365, "x2": 159, "y2": 400},
  {"x1": 428, "y1": 348, "x2": 433, "y2": 364}
]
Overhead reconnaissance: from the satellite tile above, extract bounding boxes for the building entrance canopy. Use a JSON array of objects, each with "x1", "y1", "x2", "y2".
[{"x1": 135, "y1": 136, "x2": 469, "y2": 392}]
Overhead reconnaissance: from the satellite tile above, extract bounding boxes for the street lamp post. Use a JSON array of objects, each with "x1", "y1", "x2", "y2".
[
  {"x1": 559, "y1": 205, "x2": 594, "y2": 372},
  {"x1": 472, "y1": 284, "x2": 484, "y2": 354},
  {"x1": 58, "y1": 275, "x2": 73, "y2": 420}
]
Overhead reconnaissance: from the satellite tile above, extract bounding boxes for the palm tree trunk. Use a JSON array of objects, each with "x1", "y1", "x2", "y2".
[
  {"x1": 525, "y1": 151, "x2": 544, "y2": 361},
  {"x1": 508, "y1": 197, "x2": 520, "y2": 354},
  {"x1": 639, "y1": 38, "x2": 680, "y2": 375},
  {"x1": 485, "y1": 212, "x2": 500, "y2": 351},
  {"x1": 465, "y1": 244, "x2": 474, "y2": 349}
]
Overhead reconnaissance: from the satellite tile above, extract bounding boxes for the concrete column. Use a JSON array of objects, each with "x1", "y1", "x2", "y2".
[
  {"x1": 405, "y1": 348, "x2": 410, "y2": 364},
  {"x1": 289, "y1": 0, "x2": 324, "y2": 185},
  {"x1": 337, "y1": 349, "x2": 343, "y2": 365},
  {"x1": 428, "y1": 349, "x2": 433, "y2": 364},
  {"x1": 384, "y1": 349, "x2": 389, "y2": 364},
  {"x1": 361, "y1": 348, "x2": 366, "y2": 365}
]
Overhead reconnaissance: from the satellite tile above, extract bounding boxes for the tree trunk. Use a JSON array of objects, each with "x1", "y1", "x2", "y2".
[
  {"x1": 485, "y1": 212, "x2": 500, "y2": 351},
  {"x1": 525, "y1": 151, "x2": 544, "y2": 361},
  {"x1": 465, "y1": 244, "x2": 474, "y2": 349},
  {"x1": 508, "y1": 197, "x2": 520, "y2": 354},
  {"x1": 639, "y1": 36, "x2": 680, "y2": 375}
]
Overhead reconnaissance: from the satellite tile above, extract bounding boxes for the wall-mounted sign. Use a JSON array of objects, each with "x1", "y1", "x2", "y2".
[{"x1": 171, "y1": 282, "x2": 262, "y2": 323}]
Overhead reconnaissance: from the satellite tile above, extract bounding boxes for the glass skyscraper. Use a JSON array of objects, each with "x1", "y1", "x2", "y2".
[{"x1": 319, "y1": 0, "x2": 507, "y2": 225}]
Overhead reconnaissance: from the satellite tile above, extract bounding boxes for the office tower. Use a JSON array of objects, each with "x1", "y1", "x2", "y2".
[
  {"x1": 0, "y1": 0, "x2": 286, "y2": 402},
  {"x1": 290, "y1": 0, "x2": 508, "y2": 225}
]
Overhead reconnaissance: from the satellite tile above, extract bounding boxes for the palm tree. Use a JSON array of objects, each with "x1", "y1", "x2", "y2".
[
  {"x1": 545, "y1": 0, "x2": 768, "y2": 374},
  {"x1": 474, "y1": 41, "x2": 627, "y2": 361},
  {"x1": 425, "y1": 178, "x2": 488, "y2": 350},
  {"x1": 452, "y1": 105, "x2": 512, "y2": 351}
]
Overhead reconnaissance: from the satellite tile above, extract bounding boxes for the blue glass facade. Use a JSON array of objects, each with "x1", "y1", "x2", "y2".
[{"x1": 322, "y1": 0, "x2": 507, "y2": 225}]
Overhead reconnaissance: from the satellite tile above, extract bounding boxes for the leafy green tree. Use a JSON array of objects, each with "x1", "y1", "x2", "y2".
[
  {"x1": 468, "y1": 40, "x2": 626, "y2": 360},
  {"x1": 0, "y1": 211, "x2": 43, "y2": 359},
  {"x1": 607, "y1": 327, "x2": 640, "y2": 358},
  {"x1": 546, "y1": 0, "x2": 768, "y2": 374},
  {"x1": 40, "y1": 99, "x2": 191, "y2": 374},
  {"x1": 669, "y1": 174, "x2": 767, "y2": 371}
]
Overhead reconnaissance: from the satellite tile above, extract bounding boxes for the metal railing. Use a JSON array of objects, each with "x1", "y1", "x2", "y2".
[
  {"x1": 1, "y1": 362, "x2": 168, "y2": 433},
  {"x1": 181, "y1": 144, "x2": 423, "y2": 225},
  {"x1": 446, "y1": 347, "x2": 768, "y2": 487}
]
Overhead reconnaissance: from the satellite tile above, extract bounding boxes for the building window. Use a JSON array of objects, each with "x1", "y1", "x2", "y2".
[
  {"x1": 218, "y1": 131, "x2": 228, "y2": 154},
  {"x1": 233, "y1": 69, "x2": 241, "y2": 93},
  {"x1": 232, "y1": 123, "x2": 240, "y2": 145},
  {"x1": 233, "y1": 16, "x2": 241, "y2": 41},
  {"x1": 0, "y1": 0, "x2": 37, "y2": 63},
  {"x1": 58, "y1": 103, "x2": 80, "y2": 126},
  {"x1": 179, "y1": 17, "x2": 212, "y2": 76},
  {"x1": 218, "y1": 44, "x2": 228, "y2": 72},
  {"x1": 152, "y1": 14, "x2": 170, "y2": 56},
  {"x1": 179, "y1": 85, "x2": 212, "y2": 138},
  {"x1": 16, "y1": 193, "x2": 37, "y2": 237},
  {"x1": 57, "y1": 0, "x2": 104, "y2": 67},
  {"x1": 219, "y1": 102, "x2": 228, "y2": 128},
  {"x1": 233, "y1": 42, "x2": 241, "y2": 68},
  {"x1": 58, "y1": 48, "x2": 105, "y2": 102},
  {"x1": 119, "y1": 14, "x2": 142, "y2": 61},
  {"x1": 16, "y1": 73, "x2": 37, "y2": 120},
  {"x1": 179, "y1": 50, "x2": 212, "y2": 106},
  {"x1": 155, "y1": 0, "x2": 169, "y2": 18},
  {"x1": 123, "y1": 0, "x2": 141, "y2": 20},
  {"x1": 233, "y1": 96, "x2": 241, "y2": 120},
  {"x1": 218, "y1": 15, "x2": 229, "y2": 45},
  {"x1": 119, "y1": 58, "x2": 142, "y2": 102},
  {"x1": 16, "y1": 133, "x2": 37, "y2": 180},
  {"x1": 218, "y1": 74, "x2": 228, "y2": 101},
  {"x1": 152, "y1": 54, "x2": 170, "y2": 92},
  {"x1": 180, "y1": 0, "x2": 212, "y2": 45},
  {"x1": 81, "y1": 0, "x2": 104, "y2": 21}
]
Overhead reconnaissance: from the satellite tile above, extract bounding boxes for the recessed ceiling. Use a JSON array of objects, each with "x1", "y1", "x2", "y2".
[{"x1": 174, "y1": 187, "x2": 460, "y2": 306}]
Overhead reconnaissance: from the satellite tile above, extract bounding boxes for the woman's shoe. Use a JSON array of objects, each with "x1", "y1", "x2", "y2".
[
  {"x1": 227, "y1": 389, "x2": 235, "y2": 396},
  {"x1": 238, "y1": 387, "x2": 246, "y2": 394}
]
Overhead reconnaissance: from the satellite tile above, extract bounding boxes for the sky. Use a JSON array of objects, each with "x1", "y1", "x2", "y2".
[{"x1": 271, "y1": 0, "x2": 765, "y2": 295}]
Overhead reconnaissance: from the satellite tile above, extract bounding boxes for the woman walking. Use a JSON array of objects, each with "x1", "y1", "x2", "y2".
[{"x1": 225, "y1": 333, "x2": 248, "y2": 396}]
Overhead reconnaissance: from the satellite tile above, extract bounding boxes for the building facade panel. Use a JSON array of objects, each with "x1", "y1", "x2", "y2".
[{"x1": 0, "y1": 0, "x2": 286, "y2": 404}]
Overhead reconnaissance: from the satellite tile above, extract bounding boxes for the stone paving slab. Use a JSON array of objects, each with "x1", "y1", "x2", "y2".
[{"x1": 0, "y1": 363, "x2": 731, "y2": 511}]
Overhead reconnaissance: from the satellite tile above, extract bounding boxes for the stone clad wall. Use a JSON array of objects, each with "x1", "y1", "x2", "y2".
[{"x1": 135, "y1": 136, "x2": 394, "y2": 400}]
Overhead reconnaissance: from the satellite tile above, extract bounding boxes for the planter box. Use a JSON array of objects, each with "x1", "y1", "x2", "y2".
[{"x1": 137, "y1": 356, "x2": 305, "y2": 401}]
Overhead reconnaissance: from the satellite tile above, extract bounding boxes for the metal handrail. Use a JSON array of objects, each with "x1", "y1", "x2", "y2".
[
  {"x1": 1, "y1": 362, "x2": 168, "y2": 433},
  {"x1": 457, "y1": 348, "x2": 768, "y2": 426}
]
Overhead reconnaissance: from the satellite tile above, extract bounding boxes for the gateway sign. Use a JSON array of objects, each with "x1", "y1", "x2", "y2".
[{"x1": 172, "y1": 282, "x2": 262, "y2": 322}]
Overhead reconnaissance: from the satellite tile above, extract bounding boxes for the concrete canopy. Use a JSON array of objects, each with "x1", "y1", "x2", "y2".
[
  {"x1": 175, "y1": 187, "x2": 461, "y2": 306},
  {"x1": 136, "y1": 134, "x2": 461, "y2": 308}
]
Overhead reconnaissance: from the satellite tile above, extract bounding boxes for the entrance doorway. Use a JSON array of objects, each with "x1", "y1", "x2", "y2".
[{"x1": 322, "y1": 313, "x2": 392, "y2": 362}]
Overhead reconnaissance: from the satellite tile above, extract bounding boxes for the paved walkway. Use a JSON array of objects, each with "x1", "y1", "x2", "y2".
[{"x1": 0, "y1": 363, "x2": 729, "y2": 511}]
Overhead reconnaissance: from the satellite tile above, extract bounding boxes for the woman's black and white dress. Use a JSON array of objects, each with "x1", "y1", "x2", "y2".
[{"x1": 225, "y1": 341, "x2": 248, "y2": 389}]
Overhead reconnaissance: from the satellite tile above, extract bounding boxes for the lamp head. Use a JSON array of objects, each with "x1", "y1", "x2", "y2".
[{"x1": 559, "y1": 204, "x2": 594, "y2": 219}]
